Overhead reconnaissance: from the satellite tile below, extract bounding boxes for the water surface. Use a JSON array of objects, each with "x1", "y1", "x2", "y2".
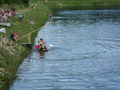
[{"x1": 11, "y1": 10, "x2": 120, "y2": 90}]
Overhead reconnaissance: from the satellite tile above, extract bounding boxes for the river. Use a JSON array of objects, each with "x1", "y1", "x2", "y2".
[{"x1": 10, "y1": 10, "x2": 120, "y2": 90}]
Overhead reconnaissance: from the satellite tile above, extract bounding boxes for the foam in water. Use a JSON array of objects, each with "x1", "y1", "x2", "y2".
[{"x1": 47, "y1": 44, "x2": 54, "y2": 49}]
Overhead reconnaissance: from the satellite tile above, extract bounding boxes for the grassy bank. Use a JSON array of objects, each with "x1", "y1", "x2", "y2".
[
  {"x1": 40, "y1": 0, "x2": 120, "y2": 10},
  {"x1": 0, "y1": 1, "x2": 51, "y2": 90},
  {"x1": 0, "y1": 0, "x2": 120, "y2": 90}
]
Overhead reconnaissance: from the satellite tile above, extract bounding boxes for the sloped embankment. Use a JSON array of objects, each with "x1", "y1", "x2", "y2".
[
  {"x1": 0, "y1": 36, "x2": 26, "y2": 90},
  {"x1": 0, "y1": 1, "x2": 51, "y2": 90}
]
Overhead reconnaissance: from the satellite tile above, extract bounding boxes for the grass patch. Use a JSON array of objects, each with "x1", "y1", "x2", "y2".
[{"x1": 40, "y1": 0, "x2": 120, "y2": 10}]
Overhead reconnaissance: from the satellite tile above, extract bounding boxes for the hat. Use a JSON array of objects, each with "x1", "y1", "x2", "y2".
[{"x1": 40, "y1": 38, "x2": 43, "y2": 40}]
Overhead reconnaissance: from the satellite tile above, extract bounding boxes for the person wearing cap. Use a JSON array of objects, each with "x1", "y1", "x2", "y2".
[{"x1": 38, "y1": 38, "x2": 47, "y2": 51}]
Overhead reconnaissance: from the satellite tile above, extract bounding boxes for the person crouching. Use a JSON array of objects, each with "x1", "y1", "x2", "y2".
[{"x1": 10, "y1": 32, "x2": 19, "y2": 42}]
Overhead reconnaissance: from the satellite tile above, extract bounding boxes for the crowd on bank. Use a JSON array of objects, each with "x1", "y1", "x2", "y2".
[
  {"x1": 0, "y1": 8, "x2": 24, "y2": 23},
  {"x1": 0, "y1": 8, "x2": 24, "y2": 42},
  {"x1": 0, "y1": 7, "x2": 51, "y2": 48},
  {"x1": 0, "y1": 8, "x2": 16, "y2": 22}
]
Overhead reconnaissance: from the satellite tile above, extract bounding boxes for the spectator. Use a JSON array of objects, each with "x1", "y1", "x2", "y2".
[
  {"x1": 18, "y1": 13, "x2": 24, "y2": 22},
  {"x1": 10, "y1": 32, "x2": 19, "y2": 42},
  {"x1": 0, "y1": 8, "x2": 13, "y2": 22},
  {"x1": 49, "y1": 14, "x2": 52, "y2": 20}
]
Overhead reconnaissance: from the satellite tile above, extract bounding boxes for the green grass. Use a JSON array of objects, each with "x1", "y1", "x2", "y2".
[
  {"x1": 40, "y1": 0, "x2": 120, "y2": 10},
  {"x1": 0, "y1": 46, "x2": 28, "y2": 90}
]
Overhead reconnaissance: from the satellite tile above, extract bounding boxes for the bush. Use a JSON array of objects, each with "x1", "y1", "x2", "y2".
[
  {"x1": 0, "y1": 0, "x2": 29, "y2": 5},
  {"x1": 23, "y1": 0, "x2": 29, "y2": 5}
]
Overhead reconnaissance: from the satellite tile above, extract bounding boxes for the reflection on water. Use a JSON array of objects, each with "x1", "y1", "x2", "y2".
[
  {"x1": 11, "y1": 10, "x2": 120, "y2": 90},
  {"x1": 39, "y1": 51, "x2": 45, "y2": 59}
]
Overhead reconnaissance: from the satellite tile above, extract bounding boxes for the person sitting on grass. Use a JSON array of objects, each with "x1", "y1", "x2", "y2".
[{"x1": 10, "y1": 32, "x2": 19, "y2": 42}]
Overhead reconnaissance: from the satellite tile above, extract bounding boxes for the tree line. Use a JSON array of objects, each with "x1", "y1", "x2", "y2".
[{"x1": 0, "y1": 0, "x2": 29, "y2": 5}]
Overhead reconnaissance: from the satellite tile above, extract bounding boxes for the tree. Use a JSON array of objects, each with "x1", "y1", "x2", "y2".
[
  {"x1": 22, "y1": 0, "x2": 29, "y2": 5},
  {"x1": 0, "y1": 0, "x2": 4, "y2": 4},
  {"x1": 0, "y1": 0, "x2": 29, "y2": 5}
]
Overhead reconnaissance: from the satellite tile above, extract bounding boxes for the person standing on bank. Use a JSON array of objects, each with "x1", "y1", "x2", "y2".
[{"x1": 18, "y1": 13, "x2": 24, "y2": 22}]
